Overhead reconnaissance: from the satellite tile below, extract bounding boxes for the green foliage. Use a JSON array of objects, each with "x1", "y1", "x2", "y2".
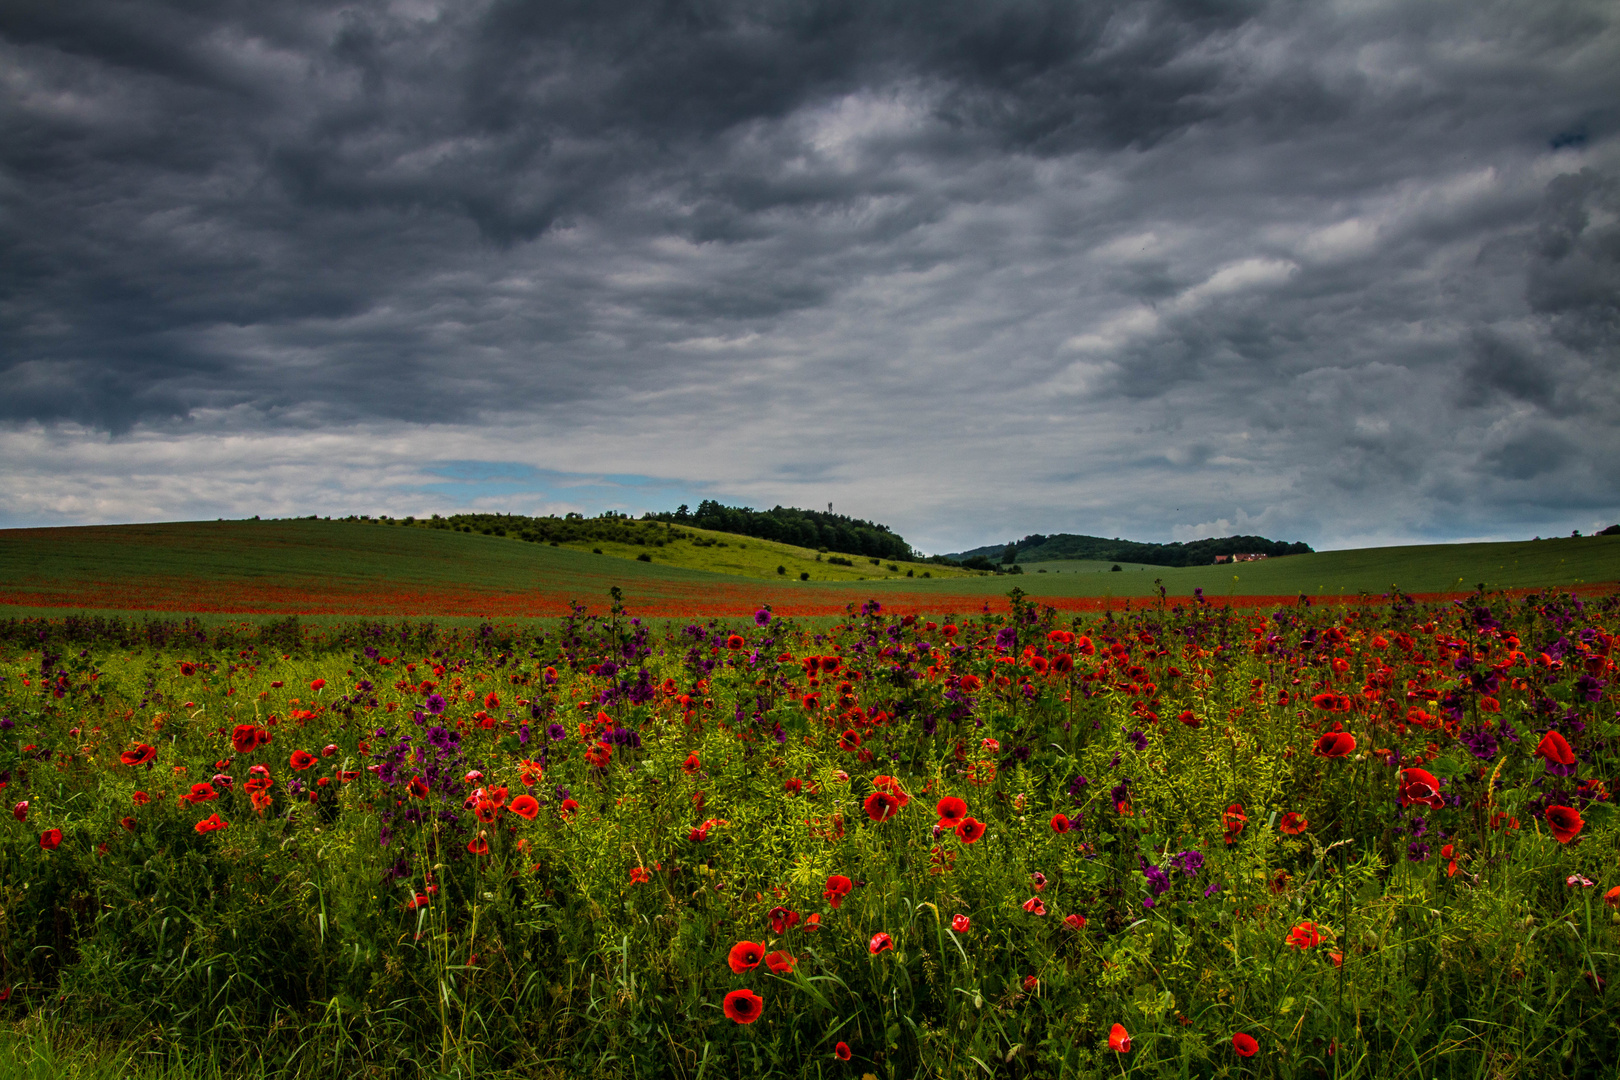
[{"x1": 651, "y1": 501, "x2": 913, "y2": 562}]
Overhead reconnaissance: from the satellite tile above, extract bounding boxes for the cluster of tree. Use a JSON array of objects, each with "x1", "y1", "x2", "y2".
[
  {"x1": 949, "y1": 532, "x2": 1313, "y2": 568},
  {"x1": 413, "y1": 512, "x2": 681, "y2": 547},
  {"x1": 647, "y1": 501, "x2": 913, "y2": 562}
]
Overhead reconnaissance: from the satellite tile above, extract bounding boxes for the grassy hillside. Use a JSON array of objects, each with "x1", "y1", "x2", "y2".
[
  {"x1": 536, "y1": 521, "x2": 982, "y2": 582},
  {"x1": 0, "y1": 521, "x2": 1613, "y2": 620},
  {"x1": 1004, "y1": 534, "x2": 1620, "y2": 598},
  {"x1": 0, "y1": 519, "x2": 978, "y2": 619}
]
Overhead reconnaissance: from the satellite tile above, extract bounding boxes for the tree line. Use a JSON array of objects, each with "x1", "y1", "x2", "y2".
[
  {"x1": 951, "y1": 532, "x2": 1314, "y2": 568},
  {"x1": 649, "y1": 501, "x2": 915, "y2": 562}
]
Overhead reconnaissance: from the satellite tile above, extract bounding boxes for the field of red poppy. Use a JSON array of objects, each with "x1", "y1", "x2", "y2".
[{"x1": 0, "y1": 586, "x2": 1616, "y2": 1079}]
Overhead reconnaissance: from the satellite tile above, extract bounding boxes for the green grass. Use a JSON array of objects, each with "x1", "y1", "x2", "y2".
[
  {"x1": 0, "y1": 523, "x2": 1613, "y2": 624},
  {"x1": 541, "y1": 521, "x2": 981, "y2": 581},
  {"x1": 1001, "y1": 534, "x2": 1620, "y2": 597},
  {"x1": 0, "y1": 519, "x2": 695, "y2": 589}
]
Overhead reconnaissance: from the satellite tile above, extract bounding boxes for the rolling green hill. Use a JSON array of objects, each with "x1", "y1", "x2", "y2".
[{"x1": 0, "y1": 521, "x2": 1613, "y2": 621}]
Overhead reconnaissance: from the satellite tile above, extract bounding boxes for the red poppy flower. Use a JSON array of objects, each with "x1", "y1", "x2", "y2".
[
  {"x1": 1064, "y1": 914, "x2": 1087, "y2": 931},
  {"x1": 958, "y1": 674, "x2": 981, "y2": 692},
  {"x1": 11, "y1": 801, "x2": 25, "y2": 822},
  {"x1": 1312, "y1": 731, "x2": 1356, "y2": 758},
  {"x1": 184, "y1": 782, "x2": 219, "y2": 803},
  {"x1": 510, "y1": 794, "x2": 539, "y2": 820},
  {"x1": 872, "y1": 775, "x2": 910, "y2": 805},
  {"x1": 309, "y1": 678, "x2": 325, "y2": 691},
  {"x1": 1310, "y1": 692, "x2": 1340, "y2": 710},
  {"x1": 39, "y1": 828, "x2": 63, "y2": 850},
  {"x1": 560, "y1": 798, "x2": 579, "y2": 818},
  {"x1": 132, "y1": 791, "x2": 150, "y2": 806},
  {"x1": 179, "y1": 662, "x2": 197, "y2": 676},
  {"x1": 864, "y1": 791, "x2": 901, "y2": 823},
  {"x1": 120, "y1": 744, "x2": 157, "y2": 767},
  {"x1": 474, "y1": 798, "x2": 499, "y2": 824},
  {"x1": 951, "y1": 914, "x2": 970, "y2": 933},
  {"x1": 726, "y1": 635, "x2": 746, "y2": 650},
  {"x1": 834, "y1": 1041, "x2": 852, "y2": 1061},
  {"x1": 194, "y1": 813, "x2": 228, "y2": 834},
  {"x1": 728, "y1": 941, "x2": 765, "y2": 972},
  {"x1": 801, "y1": 913, "x2": 822, "y2": 931},
  {"x1": 935, "y1": 796, "x2": 968, "y2": 827},
  {"x1": 1233, "y1": 1033, "x2": 1258, "y2": 1057},
  {"x1": 1108, "y1": 1024, "x2": 1131, "y2": 1053},
  {"x1": 1536, "y1": 731, "x2": 1576, "y2": 767},
  {"x1": 1052, "y1": 653, "x2": 1075, "y2": 675},
  {"x1": 1279, "y1": 812, "x2": 1308, "y2": 835},
  {"x1": 722, "y1": 989, "x2": 763, "y2": 1024},
  {"x1": 1604, "y1": 885, "x2": 1620, "y2": 909},
  {"x1": 584, "y1": 743, "x2": 612, "y2": 768},
  {"x1": 765, "y1": 950, "x2": 797, "y2": 974},
  {"x1": 868, "y1": 932, "x2": 893, "y2": 954},
  {"x1": 230, "y1": 725, "x2": 259, "y2": 754},
  {"x1": 1021, "y1": 896, "x2": 1046, "y2": 915},
  {"x1": 466, "y1": 835, "x2": 490, "y2": 855},
  {"x1": 289, "y1": 750, "x2": 317, "y2": 771},
  {"x1": 1545, "y1": 805, "x2": 1583, "y2": 843},
  {"x1": 681, "y1": 752, "x2": 701, "y2": 775},
  {"x1": 1222, "y1": 803, "x2": 1247, "y2": 844},
  {"x1": 955, "y1": 817, "x2": 986, "y2": 844},
  {"x1": 1397, "y1": 768, "x2": 1445, "y2": 810},
  {"x1": 628, "y1": 866, "x2": 651, "y2": 885},
  {"x1": 838, "y1": 729, "x2": 861, "y2": 752},
  {"x1": 1050, "y1": 813, "x2": 1071, "y2": 833},
  {"x1": 823, "y1": 875, "x2": 853, "y2": 908},
  {"x1": 407, "y1": 775, "x2": 430, "y2": 800},
  {"x1": 768, "y1": 906, "x2": 800, "y2": 935},
  {"x1": 1286, "y1": 921, "x2": 1323, "y2": 950}
]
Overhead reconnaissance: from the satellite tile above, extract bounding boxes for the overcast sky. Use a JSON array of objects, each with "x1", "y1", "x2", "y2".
[{"x1": 3, "y1": 0, "x2": 1617, "y2": 554}]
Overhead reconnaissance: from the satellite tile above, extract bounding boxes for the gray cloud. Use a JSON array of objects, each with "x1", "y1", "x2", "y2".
[{"x1": 2, "y1": 0, "x2": 1619, "y2": 548}]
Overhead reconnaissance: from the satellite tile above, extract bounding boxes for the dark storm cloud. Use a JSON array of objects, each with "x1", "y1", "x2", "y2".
[
  {"x1": 0, "y1": 0, "x2": 1255, "y2": 429},
  {"x1": 2, "y1": 0, "x2": 1619, "y2": 544}
]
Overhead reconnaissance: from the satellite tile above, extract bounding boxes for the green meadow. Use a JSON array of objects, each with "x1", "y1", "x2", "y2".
[{"x1": 0, "y1": 521, "x2": 1613, "y2": 624}]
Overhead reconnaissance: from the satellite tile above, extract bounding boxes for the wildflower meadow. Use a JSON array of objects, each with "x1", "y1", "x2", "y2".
[{"x1": 0, "y1": 587, "x2": 1615, "y2": 1079}]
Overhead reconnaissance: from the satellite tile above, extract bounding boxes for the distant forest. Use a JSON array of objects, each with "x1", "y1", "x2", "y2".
[
  {"x1": 949, "y1": 532, "x2": 1313, "y2": 568},
  {"x1": 649, "y1": 501, "x2": 917, "y2": 562}
]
